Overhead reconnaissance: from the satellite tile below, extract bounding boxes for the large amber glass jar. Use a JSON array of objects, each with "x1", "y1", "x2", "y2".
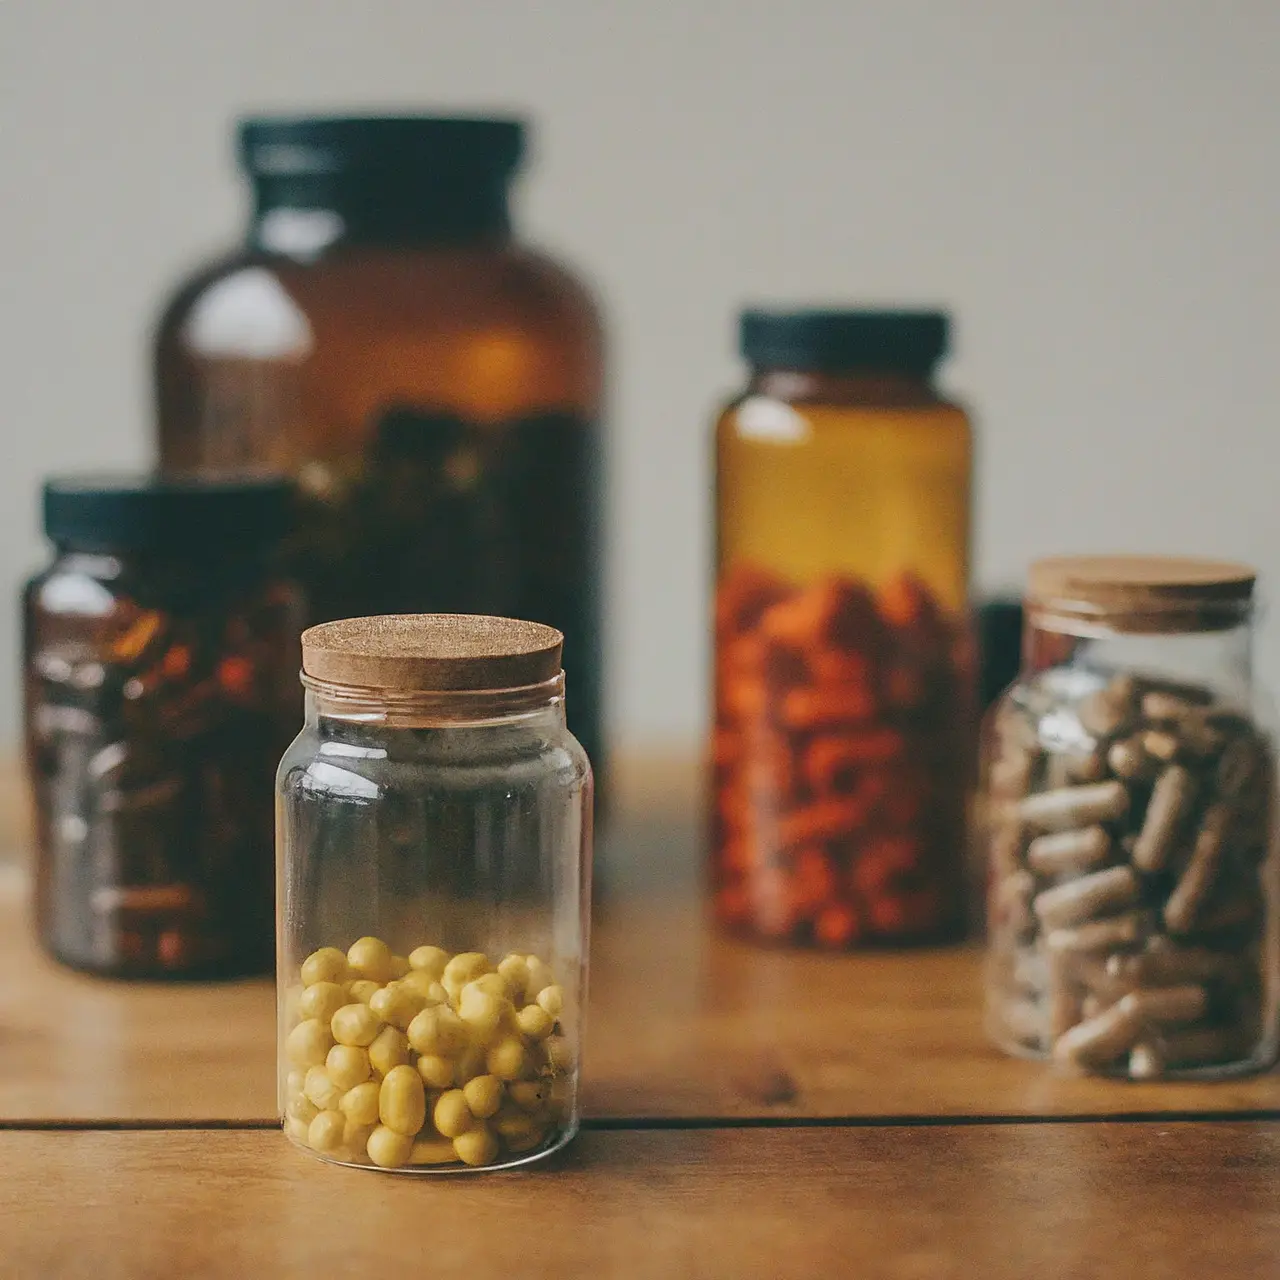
[
  {"x1": 712, "y1": 310, "x2": 973, "y2": 947},
  {"x1": 154, "y1": 116, "x2": 605, "y2": 777}
]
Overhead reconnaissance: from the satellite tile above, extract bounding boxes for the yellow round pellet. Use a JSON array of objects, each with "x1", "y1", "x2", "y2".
[
  {"x1": 509, "y1": 1080, "x2": 550, "y2": 1113},
  {"x1": 348, "y1": 979, "x2": 380, "y2": 1005},
  {"x1": 326, "y1": 1044, "x2": 371, "y2": 1091},
  {"x1": 453, "y1": 1041, "x2": 488, "y2": 1086},
  {"x1": 471, "y1": 972, "x2": 512, "y2": 1000},
  {"x1": 370, "y1": 982, "x2": 426, "y2": 1030},
  {"x1": 339, "y1": 1081, "x2": 381, "y2": 1127},
  {"x1": 368, "y1": 1025, "x2": 410, "y2": 1077},
  {"x1": 443, "y1": 951, "x2": 491, "y2": 999},
  {"x1": 285, "y1": 1068, "x2": 306, "y2": 1099},
  {"x1": 304, "y1": 1065, "x2": 345, "y2": 1111},
  {"x1": 536, "y1": 984, "x2": 564, "y2": 1018},
  {"x1": 298, "y1": 980, "x2": 348, "y2": 1024},
  {"x1": 463, "y1": 1074, "x2": 503, "y2": 1119},
  {"x1": 486, "y1": 1036, "x2": 527, "y2": 1081},
  {"x1": 516, "y1": 1004, "x2": 555, "y2": 1040},
  {"x1": 498, "y1": 1109, "x2": 548, "y2": 1152},
  {"x1": 342, "y1": 1119, "x2": 375, "y2": 1159},
  {"x1": 286, "y1": 1093, "x2": 318, "y2": 1125},
  {"x1": 433, "y1": 1089, "x2": 474, "y2": 1139},
  {"x1": 408, "y1": 944, "x2": 449, "y2": 978},
  {"x1": 307, "y1": 1109, "x2": 346, "y2": 1153},
  {"x1": 379, "y1": 1064, "x2": 427, "y2": 1137},
  {"x1": 399, "y1": 970, "x2": 446, "y2": 1002},
  {"x1": 453, "y1": 1125, "x2": 499, "y2": 1167},
  {"x1": 347, "y1": 936, "x2": 393, "y2": 984},
  {"x1": 300, "y1": 946, "x2": 348, "y2": 986},
  {"x1": 285, "y1": 1115, "x2": 310, "y2": 1144},
  {"x1": 389, "y1": 954, "x2": 411, "y2": 980},
  {"x1": 416, "y1": 1054, "x2": 456, "y2": 1090},
  {"x1": 367, "y1": 1124, "x2": 414, "y2": 1169},
  {"x1": 497, "y1": 953, "x2": 530, "y2": 997},
  {"x1": 410, "y1": 1137, "x2": 458, "y2": 1165},
  {"x1": 458, "y1": 983, "x2": 505, "y2": 1037},
  {"x1": 523, "y1": 956, "x2": 555, "y2": 998},
  {"x1": 331, "y1": 1003, "x2": 381, "y2": 1047},
  {"x1": 407, "y1": 1005, "x2": 467, "y2": 1056},
  {"x1": 286, "y1": 1018, "x2": 333, "y2": 1068}
]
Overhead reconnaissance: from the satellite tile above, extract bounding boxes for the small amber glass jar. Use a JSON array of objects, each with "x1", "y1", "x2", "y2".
[
  {"x1": 154, "y1": 115, "x2": 606, "y2": 782},
  {"x1": 983, "y1": 556, "x2": 1279, "y2": 1079},
  {"x1": 711, "y1": 310, "x2": 973, "y2": 947},
  {"x1": 24, "y1": 475, "x2": 301, "y2": 977},
  {"x1": 277, "y1": 614, "x2": 591, "y2": 1171}
]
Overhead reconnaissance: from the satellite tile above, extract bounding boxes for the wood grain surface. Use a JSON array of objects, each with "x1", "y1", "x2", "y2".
[
  {"x1": 2, "y1": 751, "x2": 1277, "y2": 1123},
  {"x1": 1, "y1": 1123, "x2": 1277, "y2": 1279}
]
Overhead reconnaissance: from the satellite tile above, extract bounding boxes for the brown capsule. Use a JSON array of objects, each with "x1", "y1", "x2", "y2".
[
  {"x1": 1106, "y1": 941, "x2": 1238, "y2": 988},
  {"x1": 1131, "y1": 765, "x2": 1196, "y2": 873},
  {"x1": 1078, "y1": 676, "x2": 1138, "y2": 738},
  {"x1": 1128, "y1": 984, "x2": 1209, "y2": 1027},
  {"x1": 1033, "y1": 865, "x2": 1141, "y2": 930},
  {"x1": 1052, "y1": 997, "x2": 1142, "y2": 1069},
  {"x1": 1018, "y1": 781, "x2": 1129, "y2": 833},
  {"x1": 1107, "y1": 737, "x2": 1159, "y2": 782},
  {"x1": 1164, "y1": 805, "x2": 1230, "y2": 934},
  {"x1": 1135, "y1": 675, "x2": 1213, "y2": 707},
  {"x1": 1026, "y1": 825, "x2": 1112, "y2": 876},
  {"x1": 1142, "y1": 730, "x2": 1181, "y2": 764},
  {"x1": 1044, "y1": 910, "x2": 1151, "y2": 955},
  {"x1": 1140, "y1": 691, "x2": 1200, "y2": 724}
]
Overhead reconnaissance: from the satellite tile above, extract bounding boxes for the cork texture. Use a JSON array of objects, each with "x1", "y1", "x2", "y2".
[
  {"x1": 1027, "y1": 555, "x2": 1256, "y2": 633},
  {"x1": 301, "y1": 614, "x2": 564, "y2": 691}
]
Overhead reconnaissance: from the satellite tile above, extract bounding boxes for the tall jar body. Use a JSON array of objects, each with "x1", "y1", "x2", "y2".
[
  {"x1": 277, "y1": 684, "x2": 592, "y2": 1171},
  {"x1": 155, "y1": 142, "x2": 606, "y2": 778},
  {"x1": 25, "y1": 548, "x2": 300, "y2": 977},
  {"x1": 983, "y1": 610, "x2": 1279, "y2": 1078},
  {"x1": 712, "y1": 368, "x2": 973, "y2": 946}
]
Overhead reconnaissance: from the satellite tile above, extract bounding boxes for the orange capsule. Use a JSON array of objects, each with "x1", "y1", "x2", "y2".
[
  {"x1": 779, "y1": 798, "x2": 865, "y2": 849},
  {"x1": 814, "y1": 901, "x2": 860, "y2": 948},
  {"x1": 716, "y1": 564, "x2": 792, "y2": 636},
  {"x1": 803, "y1": 731, "x2": 905, "y2": 792},
  {"x1": 781, "y1": 685, "x2": 877, "y2": 731}
]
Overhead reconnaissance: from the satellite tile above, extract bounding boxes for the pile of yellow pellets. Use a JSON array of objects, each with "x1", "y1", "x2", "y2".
[{"x1": 283, "y1": 936, "x2": 573, "y2": 1169}]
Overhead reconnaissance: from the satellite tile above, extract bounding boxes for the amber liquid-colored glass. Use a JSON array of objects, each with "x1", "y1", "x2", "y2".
[
  {"x1": 712, "y1": 369, "x2": 973, "y2": 946},
  {"x1": 155, "y1": 240, "x2": 605, "y2": 775}
]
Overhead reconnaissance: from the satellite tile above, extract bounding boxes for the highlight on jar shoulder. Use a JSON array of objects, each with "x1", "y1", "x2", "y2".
[
  {"x1": 711, "y1": 308, "x2": 975, "y2": 947},
  {"x1": 276, "y1": 613, "x2": 591, "y2": 1171},
  {"x1": 982, "y1": 556, "x2": 1279, "y2": 1079}
]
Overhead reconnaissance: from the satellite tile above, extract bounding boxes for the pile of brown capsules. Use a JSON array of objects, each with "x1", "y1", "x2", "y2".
[
  {"x1": 283, "y1": 937, "x2": 573, "y2": 1169},
  {"x1": 986, "y1": 671, "x2": 1276, "y2": 1078}
]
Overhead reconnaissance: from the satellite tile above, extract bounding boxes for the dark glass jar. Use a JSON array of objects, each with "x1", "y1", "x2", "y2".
[
  {"x1": 153, "y1": 115, "x2": 606, "y2": 782},
  {"x1": 23, "y1": 475, "x2": 302, "y2": 978},
  {"x1": 711, "y1": 310, "x2": 974, "y2": 947}
]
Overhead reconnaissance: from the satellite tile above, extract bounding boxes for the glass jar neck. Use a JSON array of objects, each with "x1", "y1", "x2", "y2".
[
  {"x1": 747, "y1": 366, "x2": 939, "y2": 405},
  {"x1": 247, "y1": 172, "x2": 513, "y2": 257},
  {"x1": 303, "y1": 673, "x2": 567, "y2": 730},
  {"x1": 1024, "y1": 617, "x2": 1254, "y2": 701}
]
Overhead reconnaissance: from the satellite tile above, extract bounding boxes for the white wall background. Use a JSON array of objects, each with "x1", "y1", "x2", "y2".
[{"x1": 1, "y1": 0, "x2": 1277, "y2": 750}]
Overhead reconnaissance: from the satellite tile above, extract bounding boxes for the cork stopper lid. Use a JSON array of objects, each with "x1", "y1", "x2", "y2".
[
  {"x1": 1026, "y1": 555, "x2": 1255, "y2": 633},
  {"x1": 301, "y1": 614, "x2": 564, "y2": 691}
]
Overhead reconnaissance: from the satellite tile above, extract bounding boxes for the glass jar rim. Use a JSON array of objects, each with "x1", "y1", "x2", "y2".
[{"x1": 300, "y1": 670, "x2": 565, "y2": 725}]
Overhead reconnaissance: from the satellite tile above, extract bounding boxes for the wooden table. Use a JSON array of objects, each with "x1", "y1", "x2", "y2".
[{"x1": 2, "y1": 754, "x2": 1278, "y2": 1277}]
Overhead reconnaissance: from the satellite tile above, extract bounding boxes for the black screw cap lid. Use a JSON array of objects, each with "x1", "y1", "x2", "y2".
[
  {"x1": 43, "y1": 474, "x2": 294, "y2": 555},
  {"x1": 740, "y1": 309, "x2": 950, "y2": 374},
  {"x1": 239, "y1": 115, "x2": 525, "y2": 181}
]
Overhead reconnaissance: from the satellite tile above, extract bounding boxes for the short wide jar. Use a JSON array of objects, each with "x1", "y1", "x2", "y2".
[
  {"x1": 277, "y1": 614, "x2": 592, "y2": 1170},
  {"x1": 983, "y1": 556, "x2": 1279, "y2": 1079}
]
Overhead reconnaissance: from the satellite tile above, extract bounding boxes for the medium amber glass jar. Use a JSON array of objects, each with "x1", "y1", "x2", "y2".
[
  {"x1": 277, "y1": 614, "x2": 591, "y2": 1171},
  {"x1": 154, "y1": 116, "x2": 605, "y2": 778},
  {"x1": 712, "y1": 310, "x2": 973, "y2": 947},
  {"x1": 983, "y1": 556, "x2": 1279, "y2": 1079},
  {"x1": 24, "y1": 475, "x2": 301, "y2": 977}
]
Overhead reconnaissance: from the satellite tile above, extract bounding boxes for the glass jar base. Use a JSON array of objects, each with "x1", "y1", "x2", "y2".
[{"x1": 284, "y1": 1120, "x2": 579, "y2": 1174}]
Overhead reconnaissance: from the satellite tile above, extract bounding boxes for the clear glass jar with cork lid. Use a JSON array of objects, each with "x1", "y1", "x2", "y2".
[
  {"x1": 983, "y1": 556, "x2": 1279, "y2": 1079},
  {"x1": 277, "y1": 613, "x2": 592, "y2": 1170}
]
